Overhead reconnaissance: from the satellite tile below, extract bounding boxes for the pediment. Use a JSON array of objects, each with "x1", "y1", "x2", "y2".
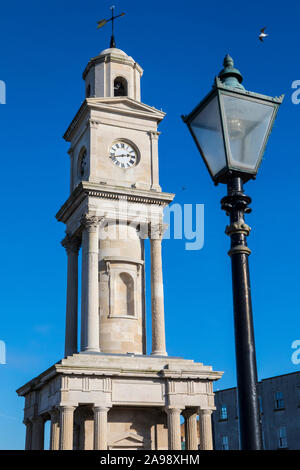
[
  {"x1": 64, "y1": 97, "x2": 165, "y2": 141},
  {"x1": 87, "y1": 97, "x2": 165, "y2": 118},
  {"x1": 109, "y1": 432, "x2": 145, "y2": 448}
]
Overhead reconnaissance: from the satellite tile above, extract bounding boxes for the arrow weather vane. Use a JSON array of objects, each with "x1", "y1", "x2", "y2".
[{"x1": 97, "y1": 5, "x2": 126, "y2": 48}]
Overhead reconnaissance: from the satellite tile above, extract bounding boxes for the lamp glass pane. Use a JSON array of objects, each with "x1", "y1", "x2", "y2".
[
  {"x1": 190, "y1": 95, "x2": 227, "y2": 176},
  {"x1": 222, "y1": 94, "x2": 275, "y2": 171}
]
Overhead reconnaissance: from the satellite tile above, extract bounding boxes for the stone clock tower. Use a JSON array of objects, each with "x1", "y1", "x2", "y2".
[{"x1": 17, "y1": 46, "x2": 222, "y2": 451}]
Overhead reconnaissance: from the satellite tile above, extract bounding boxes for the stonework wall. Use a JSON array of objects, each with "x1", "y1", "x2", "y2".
[{"x1": 99, "y1": 224, "x2": 145, "y2": 354}]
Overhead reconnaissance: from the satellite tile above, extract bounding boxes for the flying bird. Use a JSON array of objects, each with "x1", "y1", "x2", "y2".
[{"x1": 259, "y1": 27, "x2": 268, "y2": 42}]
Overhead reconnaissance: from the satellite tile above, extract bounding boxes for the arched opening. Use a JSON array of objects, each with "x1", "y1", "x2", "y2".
[
  {"x1": 78, "y1": 148, "x2": 87, "y2": 178},
  {"x1": 117, "y1": 272, "x2": 134, "y2": 316},
  {"x1": 114, "y1": 77, "x2": 127, "y2": 97}
]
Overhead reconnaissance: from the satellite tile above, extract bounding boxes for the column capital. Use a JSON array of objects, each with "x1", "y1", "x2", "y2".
[
  {"x1": 165, "y1": 406, "x2": 183, "y2": 415},
  {"x1": 59, "y1": 405, "x2": 76, "y2": 413},
  {"x1": 61, "y1": 234, "x2": 81, "y2": 255},
  {"x1": 49, "y1": 408, "x2": 60, "y2": 419},
  {"x1": 93, "y1": 404, "x2": 111, "y2": 413},
  {"x1": 182, "y1": 407, "x2": 198, "y2": 419},
  {"x1": 199, "y1": 408, "x2": 213, "y2": 416},
  {"x1": 148, "y1": 130, "x2": 161, "y2": 140},
  {"x1": 31, "y1": 414, "x2": 44, "y2": 423},
  {"x1": 23, "y1": 417, "x2": 32, "y2": 425},
  {"x1": 149, "y1": 223, "x2": 168, "y2": 240},
  {"x1": 80, "y1": 214, "x2": 103, "y2": 232}
]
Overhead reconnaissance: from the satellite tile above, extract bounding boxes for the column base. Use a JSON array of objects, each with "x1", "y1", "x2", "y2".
[
  {"x1": 151, "y1": 351, "x2": 168, "y2": 357},
  {"x1": 81, "y1": 347, "x2": 101, "y2": 353}
]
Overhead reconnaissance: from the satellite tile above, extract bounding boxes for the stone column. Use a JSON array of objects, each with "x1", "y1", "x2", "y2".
[
  {"x1": 31, "y1": 416, "x2": 44, "y2": 450},
  {"x1": 24, "y1": 419, "x2": 33, "y2": 450},
  {"x1": 148, "y1": 131, "x2": 161, "y2": 191},
  {"x1": 183, "y1": 409, "x2": 199, "y2": 450},
  {"x1": 59, "y1": 406, "x2": 75, "y2": 450},
  {"x1": 166, "y1": 407, "x2": 182, "y2": 450},
  {"x1": 62, "y1": 234, "x2": 81, "y2": 357},
  {"x1": 93, "y1": 405, "x2": 110, "y2": 450},
  {"x1": 80, "y1": 215, "x2": 102, "y2": 352},
  {"x1": 199, "y1": 409, "x2": 213, "y2": 450},
  {"x1": 150, "y1": 223, "x2": 167, "y2": 356},
  {"x1": 49, "y1": 409, "x2": 60, "y2": 450}
]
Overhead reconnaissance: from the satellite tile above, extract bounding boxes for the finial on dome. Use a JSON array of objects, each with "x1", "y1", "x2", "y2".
[
  {"x1": 96, "y1": 6, "x2": 126, "y2": 50},
  {"x1": 218, "y1": 54, "x2": 244, "y2": 90}
]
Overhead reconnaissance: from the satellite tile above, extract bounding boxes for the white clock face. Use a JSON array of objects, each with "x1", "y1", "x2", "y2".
[{"x1": 109, "y1": 142, "x2": 137, "y2": 169}]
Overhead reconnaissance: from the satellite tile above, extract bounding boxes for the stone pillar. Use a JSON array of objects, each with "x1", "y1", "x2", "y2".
[
  {"x1": 183, "y1": 409, "x2": 199, "y2": 450},
  {"x1": 93, "y1": 405, "x2": 110, "y2": 450},
  {"x1": 24, "y1": 419, "x2": 33, "y2": 450},
  {"x1": 150, "y1": 223, "x2": 167, "y2": 356},
  {"x1": 62, "y1": 234, "x2": 81, "y2": 357},
  {"x1": 59, "y1": 406, "x2": 75, "y2": 450},
  {"x1": 166, "y1": 407, "x2": 182, "y2": 450},
  {"x1": 148, "y1": 131, "x2": 161, "y2": 191},
  {"x1": 80, "y1": 215, "x2": 102, "y2": 352},
  {"x1": 31, "y1": 416, "x2": 44, "y2": 450},
  {"x1": 199, "y1": 409, "x2": 213, "y2": 450},
  {"x1": 49, "y1": 409, "x2": 60, "y2": 450}
]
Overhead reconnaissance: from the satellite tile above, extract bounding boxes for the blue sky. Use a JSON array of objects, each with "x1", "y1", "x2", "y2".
[{"x1": 0, "y1": 0, "x2": 299, "y2": 450}]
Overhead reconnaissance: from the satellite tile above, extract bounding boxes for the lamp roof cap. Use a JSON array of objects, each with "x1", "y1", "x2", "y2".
[{"x1": 218, "y1": 54, "x2": 245, "y2": 90}]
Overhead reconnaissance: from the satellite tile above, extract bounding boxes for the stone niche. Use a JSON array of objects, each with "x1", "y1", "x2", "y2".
[{"x1": 108, "y1": 407, "x2": 168, "y2": 450}]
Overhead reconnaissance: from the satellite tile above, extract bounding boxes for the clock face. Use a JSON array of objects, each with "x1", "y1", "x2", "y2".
[{"x1": 109, "y1": 142, "x2": 137, "y2": 169}]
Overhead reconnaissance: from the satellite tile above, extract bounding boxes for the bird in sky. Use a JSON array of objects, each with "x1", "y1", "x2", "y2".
[{"x1": 259, "y1": 27, "x2": 268, "y2": 42}]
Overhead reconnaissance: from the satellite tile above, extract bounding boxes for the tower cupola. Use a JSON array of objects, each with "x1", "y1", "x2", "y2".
[{"x1": 83, "y1": 48, "x2": 143, "y2": 101}]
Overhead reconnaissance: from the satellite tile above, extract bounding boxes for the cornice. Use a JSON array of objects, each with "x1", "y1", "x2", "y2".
[
  {"x1": 55, "y1": 182, "x2": 175, "y2": 224},
  {"x1": 63, "y1": 97, "x2": 165, "y2": 142},
  {"x1": 16, "y1": 355, "x2": 223, "y2": 396}
]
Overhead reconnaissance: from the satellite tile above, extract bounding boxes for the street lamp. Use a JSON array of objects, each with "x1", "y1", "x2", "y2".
[{"x1": 182, "y1": 55, "x2": 283, "y2": 450}]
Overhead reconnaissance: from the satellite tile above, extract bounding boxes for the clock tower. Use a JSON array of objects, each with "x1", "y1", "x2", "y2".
[{"x1": 17, "y1": 45, "x2": 222, "y2": 451}]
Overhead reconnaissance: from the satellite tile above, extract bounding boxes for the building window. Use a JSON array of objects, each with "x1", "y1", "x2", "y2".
[
  {"x1": 221, "y1": 436, "x2": 229, "y2": 450},
  {"x1": 278, "y1": 426, "x2": 288, "y2": 448},
  {"x1": 220, "y1": 405, "x2": 228, "y2": 421},
  {"x1": 114, "y1": 77, "x2": 127, "y2": 97},
  {"x1": 274, "y1": 391, "x2": 285, "y2": 410},
  {"x1": 86, "y1": 84, "x2": 91, "y2": 98}
]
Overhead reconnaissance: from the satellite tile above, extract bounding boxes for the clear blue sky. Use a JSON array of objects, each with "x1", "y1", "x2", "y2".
[{"x1": 0, "y1": 0, "x2": 299, "y2": 450}]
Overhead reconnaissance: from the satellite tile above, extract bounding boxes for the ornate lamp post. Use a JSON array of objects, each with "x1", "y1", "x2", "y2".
[{"x1": 182, "y1": 55, "x2": 283, "y2": 450}]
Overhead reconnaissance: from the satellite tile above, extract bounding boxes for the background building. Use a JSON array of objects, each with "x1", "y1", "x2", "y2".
[{"x1": 213, "y1": 371, "x2": 300, "y2": 450}]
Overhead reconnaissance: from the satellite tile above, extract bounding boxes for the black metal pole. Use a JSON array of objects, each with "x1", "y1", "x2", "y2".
[{"x1": 221, "y1": 176, "x2": 262, "y2": 450}]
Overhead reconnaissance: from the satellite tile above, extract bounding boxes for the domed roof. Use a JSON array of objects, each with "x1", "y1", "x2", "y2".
[{"x1": 99, "y1": 47, "x2": 128, "y2": 57}]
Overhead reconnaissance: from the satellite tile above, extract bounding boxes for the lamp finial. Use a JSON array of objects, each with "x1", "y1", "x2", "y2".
[
  {"x1": 223, "y1": 54, "x2": 234, "y2": 68},
  {"x1": 218, "y1": 54, "x2": 244, "y2": 90}
]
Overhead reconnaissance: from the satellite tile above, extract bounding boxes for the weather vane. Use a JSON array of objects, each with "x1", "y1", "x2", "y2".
[{"x1": 97, "y1": 5, "x2": 126, "y2": 49}]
